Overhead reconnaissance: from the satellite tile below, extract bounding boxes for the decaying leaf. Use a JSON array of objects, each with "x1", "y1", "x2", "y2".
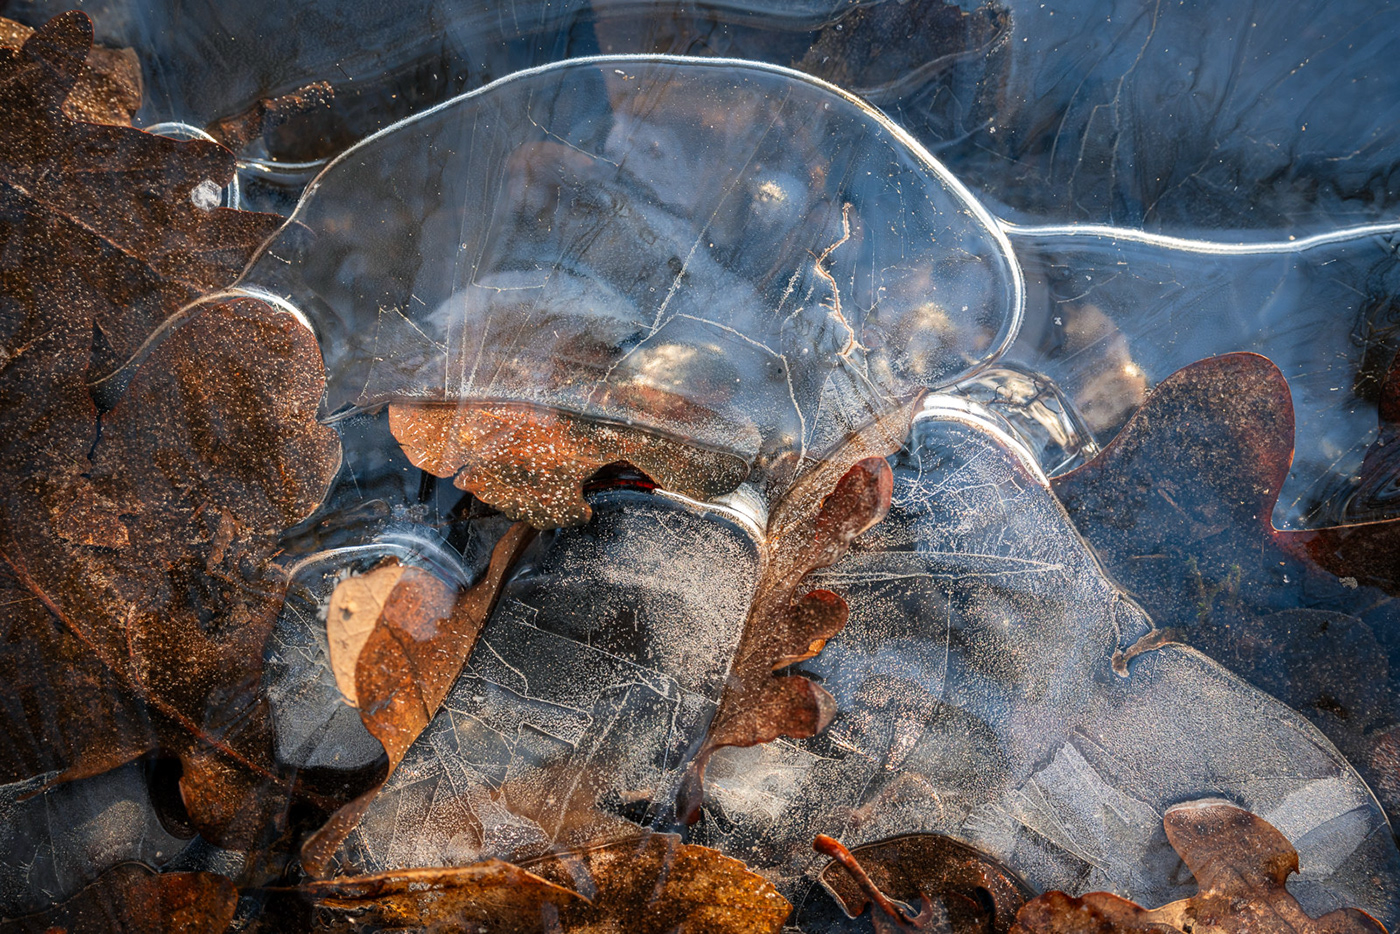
[
  {"x1": 1048, "y1": 353, "x2": 1400, "y2": 814},
  {"x1": 389, "y1": 401, "x2": 749, "y2": 527},
  {"x1": 301, "y1": 522, "x2": 536, "y2": 877},
  {"x1": 0, "y1": 14, "x2": 141, "y2": 126},
  {"x1": 299, "y1": 861, "x2": 584, "y2": 933},
  {"x1": 292, "y1": 835, "x2": 788, "y2": 933},
  {"x1": 679, "y1": 398, "x2": 919, "y2": 821},
  {"x1": 1010, "y1": 800, "x2": 1387, "y2": 934},
  {"x1": 817, "y1": 833, "x2": 1031, "y2": 934},
  {"x1": 0, "y1": 863, "x2": 236, "y2": 934},
  {"x1": 206, "y1": 81, "x2": 335, "y2": 152},
  {"x1": 0, "y1": 12, "x2": 334, "y2": 844},
  {"x1": 326, "y1": 562, "x2": 410, "y2": 707}
]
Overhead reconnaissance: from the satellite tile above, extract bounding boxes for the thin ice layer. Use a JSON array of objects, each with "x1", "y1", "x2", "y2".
[
  {"x1": 307, "y1": 488, "x2": 762, "y2": 873},
  {"x1": 242, "y1": 55, "x2": 1020, "y2": 463},
  {"x1": 694, "y1": 398, "x2": 1400, "y2": 930}
]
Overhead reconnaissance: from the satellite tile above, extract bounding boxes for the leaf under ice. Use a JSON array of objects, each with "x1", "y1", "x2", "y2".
[
  {"x1": 1011, "y1": 801, "x2": 1387, "y2": 934},
  {"x1": 690, "y1": 397, "x2": 1400, "y2": 928}
]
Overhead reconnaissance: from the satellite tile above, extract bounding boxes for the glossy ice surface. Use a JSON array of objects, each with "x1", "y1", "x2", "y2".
[{"x1": 4, "y1": 1, "x2": 1400, "y2": 930}]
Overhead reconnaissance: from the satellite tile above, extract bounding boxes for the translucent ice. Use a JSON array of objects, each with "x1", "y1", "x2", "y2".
[
  {"x1": 238, "y1": 55, "x2": 1021, "y2": 471},
  {"x1": 692, "y1": 397, "x2": 1400, "y2": 928}
]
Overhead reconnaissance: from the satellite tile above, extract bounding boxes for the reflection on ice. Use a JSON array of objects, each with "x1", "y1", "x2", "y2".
[{"x1": 693, "y1": 398, "x2": 1400, "y2": 928}]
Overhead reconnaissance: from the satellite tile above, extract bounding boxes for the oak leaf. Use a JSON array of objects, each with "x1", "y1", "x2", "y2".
[
  {"x1": 1010, "y1": 800, "x2": 1386, "y2": 934},
  {"x1": 295, "y1": 835, "x2": 789, "y2": 934},
  {"x1": 679, "y1": 397, "x2": 919, "y2": 821},
  {"x1": 389, "y1": 401, "x2": 749, "y2": 528},
  {"x1": 300, "y1": 522, "x2": 536, "y2": 876},
  {"x1": 817, "y1": 833, "x2": 1032, "y2": 934}
]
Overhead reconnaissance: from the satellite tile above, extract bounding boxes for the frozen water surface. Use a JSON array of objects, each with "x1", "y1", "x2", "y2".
[
  {"x1": 238, "y1": 55, "x2": 1022, "y2": 473},
  {"x1": 4, "y1": 1, "x2": 1400, "y2": 928},
  {"x1": 697, "y1": 398, "x2": 1400, "y2": 926}
]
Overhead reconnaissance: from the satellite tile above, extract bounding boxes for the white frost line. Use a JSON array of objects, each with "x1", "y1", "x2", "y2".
[{"x1": 1000, "y1": 219, "x2": 1400, "y2": 255}]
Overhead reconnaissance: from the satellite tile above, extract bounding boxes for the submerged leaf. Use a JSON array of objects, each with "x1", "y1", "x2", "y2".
[
  {"x1": 818, "y1": 834, "x2": 1031, "y2": 934},
  {"x1": 0, "y1": 863, "x2": 236, "y2": 934},
  {"x1": 295, "y1": 835, "x2": 788, "y2": 933},
  {"x1": 389, "y1": 401, "x2": 749, "y2": 528},
  {"x1": 679, "y1": 398, "x2": 918, "y2": 821},
  {"x1": 326, "y1": 562, "x2": 409, "y2": 707},
  {"x1": 1011, "y1": 801, "x2": 1387, "y2": 934},
  {"x1": 0, "y1": 15, "x2": 140, "y2": 127},
  {"x1": 1048, "y1": 353, "x2": 1400, "y2": 815},
  {"x1": 301, "y1": 522, "x2": 536, "y2": 877},
  {"x1": 301, "y1": 860, "x2": 584, "y2": 933}
]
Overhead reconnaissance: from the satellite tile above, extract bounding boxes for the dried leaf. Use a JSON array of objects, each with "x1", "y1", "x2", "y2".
[
  {"x1": 1048, "y1": 352, "x2": 1400, "y2": 812},
  {"x1": 301, "y1": 522, "x2": 536, "y2": 877},
  {"x1": 326, "y1": 562, "x2": 409, "y2": 707},
  {"x1": 817, "y1": 834, "x2": 1032, "y2": 934},
  {"x1": 1010, "y1": 800, "x2": 1386, "y2": 934},
  {"x1": 389, "y1": 401, "x2": 749, "y2": 527},
  {"x1": 0, "y1": 15, "x2": 141, "y2": 126},
  {"x1": 300, "y1": 861, "x2": 584, "y2": 934},
  {"x1": 294, "y1": 835, "x2": 788, "y2": 933},
  {"x1": 0, "y1": 863, "x2": 236, "y2": 934},
  {"x1": 0, "y1": 13, "x2": 333, "y2": 842},
  {"x1": 521, "y1": 834, "x2": 791, "y2": 934},
  {"x1": 206, "y1": 81, "x2": 334, "y2": 152},
  {"x1": 679, "y1": 397, "x2": 919, "y2": 821}
]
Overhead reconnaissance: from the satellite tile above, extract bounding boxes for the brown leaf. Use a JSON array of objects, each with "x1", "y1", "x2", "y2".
[
  {"x1": 679, "y1": 397, "x2": 919, "y2": 821},
  {"x1": 521, "y1": 834, "x2": 791, "y2": 934},
  {"x1": 300, "y1": 861, "x2": 584, "y2": 934},
  {"x1": 389, "y1": 401, "x2": 749, "y2": 528},
  {"x1": 1047, "y1": 353, "x2": 1400, "y2": 813},
  {"x1": 0, "y1": 12, "x2": 282, "y2": 382},
  {"x1": 326, "y1": 562, "x2": 409, "y2": 707},
  {"x1": 818, "y1": 834, "x2": 1032, "y2": 934},
  {"x1": 300, "y1": 522, "x2": 536, "y2": 877},
  {"x1": 206, "y1": 82, "x2": 335, "y2": 153},
  {"x1": 1010, "y1": 800, "x2": 1387, "y2": 934},
  {"x1": 0, "y1": 863, "x2": 236, "y2": 934},
  {"x1": 0, "y1": 15, "x2": 141, "y2": 127},
  {"x1": 0, "y1": 14, "x2": 331, "y2": 843},
  {"x1": 293, "y1": 835, "x2": 788, "y2": 934}
]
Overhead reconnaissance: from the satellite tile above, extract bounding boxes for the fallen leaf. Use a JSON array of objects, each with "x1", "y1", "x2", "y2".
[
  {"x1": 297, "y1": 861, "x2": 584, "y2": 933},
  {"x1": 817, "y1": 833, "x2": 1032, "y2": 934},
  {"x1": 1010, "y1": 800, "x2": 1386, "y2": 934},
  {"x1": 0, "y1": 863, "x2": 236, "y2": 934},
  {"x1": 300, "y1": 522, "x2": 536, "y2": 877},
  {"x1": 283, "y1": 835, "x2": 788, "y2": 933},
  {"x1": 521, "y1": 834, "x2": 791, "y2": 934},
  {"x1": 326, "y1": 562, "x2": 409, "y2": 706},
  {"x1": 1048, "y1": 352, "x2": 1400, "y2": 814},
  {"x1": 679, "y1": 397, "x2": 919, "y2": 822},
  {"x1": 389, "y1": 401, "x2": 749, "y2": 528},
  {"x1": 205, "y1": 81, "x2": 334, "y2": 152},
  {"x1": 0, "y1": 13, "x2": 334, "y2": 843},
  {"x1": 0, "y1": 15, "x2": 141, "y2": 126}
]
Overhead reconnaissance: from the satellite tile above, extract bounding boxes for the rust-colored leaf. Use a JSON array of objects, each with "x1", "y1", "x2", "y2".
[
  {"x1": 0, "y1": 863, "x2": 236, "y2": 934},
  {"x1": 300, "y1": 861, "x2": 585, "y2": 933},
  {"x1": 521, "y1": 834, "x2": 791, "y2": 934},
  {"x1": 817, "y1": 834, "x2": 1032, "y2": 934},
  {"x1": 300, "y1": 522, "x2": 536, "y2": 877},
  {"x1": 0, "y1": 15, "x2": 140, "y2": 127},
  {"x1": 1010, "y1": 800, "x2": 1386, "y2": 934},
  {"x1": 0, "y1": 13, "x2": 333, "y2": 845},
  {"x1": 288, "y1": 835, "x2": 788, "y2": 933},
  {"x1": 389, "y1": 401, "x2": 749, "y2": 527},
  {"x1": 679, "y1": 397, "x2": 919, "y2": 821}
]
